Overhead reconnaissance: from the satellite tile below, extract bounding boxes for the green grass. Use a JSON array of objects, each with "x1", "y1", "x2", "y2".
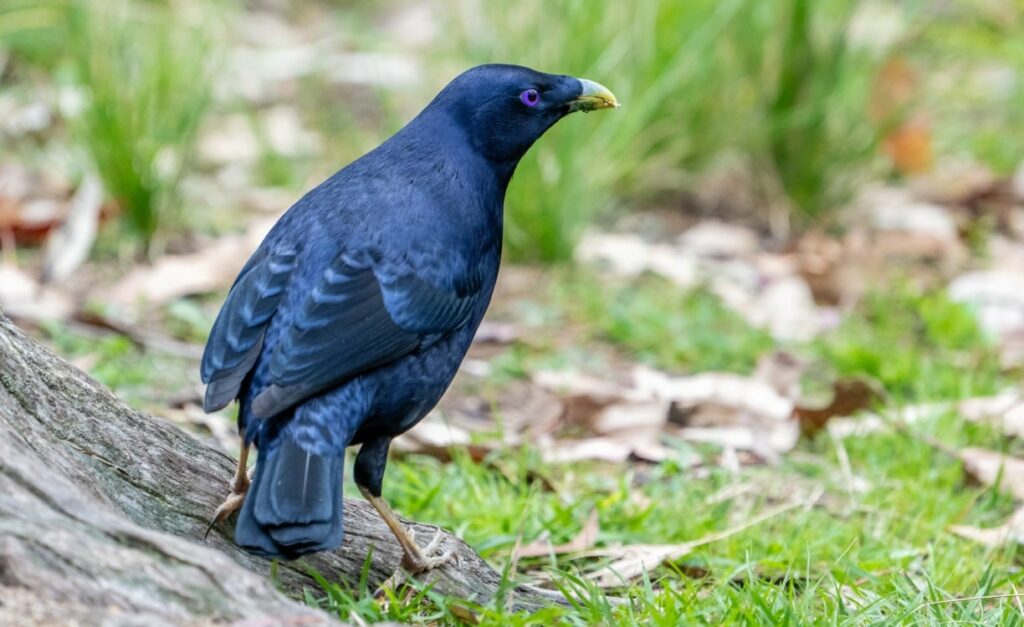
[
  {"x1": 32, "y1": 256, "x2": 1022, "y2": 625},
  {"x1": 0, "y1": 1, "x2": 224, "y2": 256},
  {"x1": 915, "y1": 0, "x2": 1024, "y2": 174},
  {"x1": 67, "y1": 1, "x2": 219, "y2": 256},
  {"x1": 39, "y1": 319, "x2": 197, "y2": 408},
  {"x1": 446, "y1": 0, "x2": 893, "y2": 261},
  {"x1": 312, "y1": 408, "x2": 1024, "y2": 624},
  {"x1": 447, "y1": 0, "x2": 744, "y2": 262},
  {"x1": 815, "y1": 287, "x2": 1004, "y2": 402},
  {"x1": 35, "y1": 235, "x2": 1018, "y2": 625},
  {"x1": 284, "y1": 274, "x2": 1022, "y2": 625},
  {"x1": 556, "y1": 274, "x2": 777, "y2": 375},
  {"x1": 733, "y1": 0, "x2": 890, "y2": 223}
]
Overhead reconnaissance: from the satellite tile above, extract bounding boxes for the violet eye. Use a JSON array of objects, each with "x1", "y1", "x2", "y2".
[{"x1": 520, "y1": 88, "x2": 540, "y2": 107}]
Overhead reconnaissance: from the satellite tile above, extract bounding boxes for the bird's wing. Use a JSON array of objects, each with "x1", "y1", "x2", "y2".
[
  {"x1": 201, "y1": 245, "x2": 300, "y2": 412},
  {"x1": 250, "y1": 252, "x2": 479, "y2": 418}
]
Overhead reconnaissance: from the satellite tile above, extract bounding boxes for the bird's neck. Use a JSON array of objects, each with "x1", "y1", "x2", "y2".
[{"x1": 406, "y1": 107, "x2": 521, "y2": 193}]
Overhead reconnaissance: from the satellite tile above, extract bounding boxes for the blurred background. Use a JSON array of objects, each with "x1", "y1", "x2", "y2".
[{"x1": 3, "y1": 0, "x2": 1024, "y2": 622}]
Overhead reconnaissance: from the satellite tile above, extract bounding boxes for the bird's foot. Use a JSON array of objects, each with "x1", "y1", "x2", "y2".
[
  {"x1": 376, "y1": 527, "x2": 457, "y2": 597},
  {"x1": 203, "y1": 470, "x2": 251, "y2": 539},
  {"x1": 400, "y1": 526, "x2": 457, "y2": 573}
]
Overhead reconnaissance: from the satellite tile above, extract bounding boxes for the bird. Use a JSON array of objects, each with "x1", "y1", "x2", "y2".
[{"x1": 200, "y1": 64, "x2": 618, "y2": 569}]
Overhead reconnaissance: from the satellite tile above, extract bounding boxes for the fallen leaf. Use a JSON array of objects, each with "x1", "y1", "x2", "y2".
[
  {"x1": 392, "y1": 415, "x2": 497, "y2": 463},
  {"x1": 958, "y1": 447, "x2": 1024, "y2": 500},
  {"x1": 826, "y1": 402, "x2": 938, "y2": 439},
  {"x1": 796, "y1": 378, "x2": 884, "y2": 437},
  {"x1": 910, "y1": 159, "x2": 996, "y2": 206},
  {"x1": 0, "y1": 263, "x2": 74, "y2": 322},
  {"x1": 515, "y1": 510, "x2": 599, "y2": 558},
  {"x1": 575, "y1": 231, "x2": 699, "y2": 288},
  {"x1": 883, "y1": 120, "x2": 933, "y2": 175},
  {"x1": 856, "y1": 186, "x2": 958, "y2": 241},
  {"x1": 585, "y1": 501, "x2": 800, "y2": 587},
  {"x1": 104, "y1": 216, "x2": 277, "y2": 311},
  {"x1": 950, "y1": 506, "x2": 1024, "y2": 547},
  {"x1": 1013, "y1": 161, "x2": 1024, "y2": 202},
  {"x1": 41, "y1": 174, "x2": 104, "y2": 283},
  {"x1": 533, "y1": 369, "x2": 674, "y2": 461},
  {"x1": 677, "y1": 220, "x2": 759, "y2": 259},
  {"x1": 996, "y1": 328, "x2": 1024, "y2": 370},
  {"x1": 633, "y1": 367, "x2": 794, "y2": 422},
  {"x1": 791, "y1": 230, "x2": 862, "y2": 306},
  {"x1": 949, "y1": 270, "x2": 1024, "y2": 338},
  {"x1": 536, "y1": 365, "x2": 801, "y2": 460},
  {"x1": 957, "y1": 393, "x2": 1024, "y2": 439},
  {"x1": 539, "y1": 436, "x2": 675, "y2": 465},
  {"x1": 744, "y1": 275, "x2": 820, "y2": 342},
  {"x1": 472, "y1": 321, "x2": 522, "y2": 345}
]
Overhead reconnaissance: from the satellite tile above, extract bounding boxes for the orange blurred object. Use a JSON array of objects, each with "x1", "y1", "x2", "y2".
[
  {"x1": 883, "y1": 119, "x2": 934, "y2": 175},
  {"x1": 870, "y1": 56, "x2": 934, "y2": 175}
]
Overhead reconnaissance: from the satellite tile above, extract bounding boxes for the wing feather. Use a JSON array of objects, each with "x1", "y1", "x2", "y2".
[
  {"x1": 201, "y1": 245, "x2": 298, "y2": 411},
  {"x1": 251, "y1": 253, "x2": 479, "y2": 418}
]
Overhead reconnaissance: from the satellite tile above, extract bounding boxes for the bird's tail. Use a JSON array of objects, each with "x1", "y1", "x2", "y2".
[{"x1": 235, "y1": 438, "x2": 344, "y2": 559}]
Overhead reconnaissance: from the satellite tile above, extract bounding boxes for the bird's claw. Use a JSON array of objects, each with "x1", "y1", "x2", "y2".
[
  {"x1": 375, "y1": 527, "x2": 457, "y2": 598},
  {"x1": 203, "y1": 470, "x2": 252, "y2": 540},
  {"x1": 400, "y1": 527, "x2": 456, "y2": 573}
]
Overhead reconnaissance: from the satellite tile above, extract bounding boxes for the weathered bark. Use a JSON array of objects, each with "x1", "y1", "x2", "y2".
[{"x1": 0, "y1": 315, "x2": 566, "y2": 624}]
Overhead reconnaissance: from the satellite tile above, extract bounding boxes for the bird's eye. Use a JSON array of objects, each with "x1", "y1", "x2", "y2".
[{"x1": 520, "y1": 88, "x2": 540, "y2": 107}]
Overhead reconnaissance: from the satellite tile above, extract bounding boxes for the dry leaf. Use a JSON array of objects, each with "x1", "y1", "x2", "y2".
[
  {"x1": 0, "y1": 263, "x2": 74, "y2": 322},
  {"x1": 791, "y1": 230, "x2": 862, "y2": 306},
  {"x1": 533, "y1": 369, "x2": 675, "y2": 462},
  {"x1": 744, "y1": 275, "x2": 819, "y2": 342},
  {"x1": 0, "y1": 161, "x2": 72, "y2": 245},
  {"x1": 949, "y1": 270, "x2": 1024, "y2": 338},
  {"x1": 577, "y1": 226, "x2": 824, "y2": 340},
  {"x1": 997, "y1": 328, "x2": 1024, "y2": 370},
  {"x1": 537, "y1": 365, "x2": 803, "y2": 460},
  {"x1": 633, "y1": 367, "x2": 794, "y2": 422},
  {"x1": 950, "y1": 506, "x2": 1024, "y2": 547},
  {"x1": 957, "y1": 393, "x2": 1024, "y2": 439},
  {"x1": 515, "y1": 510, "x2": 599, "y2": 558},
  {"x1": 105, "y1": 216, "x2": 277, "y2": 311},
  {"x1": 958, "y1": 447, "x2": 1024, "y2": 500},
  {"x1": 910, "y1": 159, "x2": 996, "y2": 206},
  {"x1": 796, "y1": 378, "x2": 884, "y2": 437},
  {"x1": 638, "y1": 367, "x2": 799, "y2": 456},
  {"x1": 585, "y1": 502, "x2": 799, "y2": 587},
  {"x1": 472, "y1": 321, "x2": 521, "y2": 345},
  {"x1": 677, "y1": 220, "x2": 759, "y2": 259},
  {"x1": 41, "y1": 174, "x2": 104, "y2": 283},
  {"x1": 883, "y1": 121, "x2": 933, "y2": 175},
  {"x1": 539, "y1": 436, "x2": 675, "y2": 464},
  {"x1": 826, "y1": 402, "x2": 939, "y2": 439},
  {"x1": 575, "y1": 231, "x2": 699, "y2": 289},
  {"x1": 392, "y1": 415, "x2": 497, "y2": 463}
]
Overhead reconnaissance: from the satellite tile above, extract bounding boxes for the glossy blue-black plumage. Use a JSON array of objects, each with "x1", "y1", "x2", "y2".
[{"x1": 201, "y1": 64, "x2": 589, "y2": 558}]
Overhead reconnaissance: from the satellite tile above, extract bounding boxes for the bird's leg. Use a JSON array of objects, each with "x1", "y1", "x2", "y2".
[
  {"x1": 354, "y1": 436, "x2": 455, "y2": 585},
  {"x1": 357, "y1": 484, "x2": 455, "y2": 574},
  {"x1": 204, "y1": 439, "x2": 252, "y2": 539}
]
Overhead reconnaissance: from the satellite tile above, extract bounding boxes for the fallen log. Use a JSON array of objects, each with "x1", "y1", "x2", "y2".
[{"x1": 0, "y1": 314, "x2": 567, "y2": 624}]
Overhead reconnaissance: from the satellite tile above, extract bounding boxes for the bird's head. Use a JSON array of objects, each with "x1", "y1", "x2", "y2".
[{"x1": 430, "y1": 64, "x2": 619, "y2": 166}]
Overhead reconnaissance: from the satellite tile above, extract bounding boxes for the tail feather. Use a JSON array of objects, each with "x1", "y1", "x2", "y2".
[{"x1": 236, "y1": 438, "x2": 343, "y2": 559}]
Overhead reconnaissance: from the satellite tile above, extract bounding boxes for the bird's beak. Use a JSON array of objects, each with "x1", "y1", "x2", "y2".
[{"x1": 568, "y1": 78, "x2": 620, "y2": 113}]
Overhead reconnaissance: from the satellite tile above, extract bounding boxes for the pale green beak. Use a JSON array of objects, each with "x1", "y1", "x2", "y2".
[{"x1": 569, "y1": 78, "x2": 620, "y2": 113}]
